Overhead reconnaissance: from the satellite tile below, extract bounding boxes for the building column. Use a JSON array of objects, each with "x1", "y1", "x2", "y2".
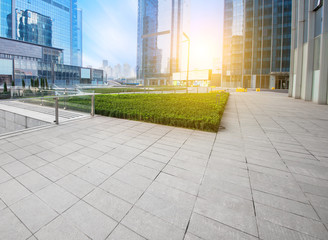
[
  {"x1": 304, "y1": 3, "x2": 315, "y2": 101},
  {"x1": 289, "y1": 0, "x2": 297, "y2": 97},
  {"x1": 294, "y1": 0, "x2": 305, "y2": 99},
  {"x1": 318, "y1": 1, "x2": 328, "y2": 104},
  {"x1": 270, "y1": 75, "x2": 276, "y2": 89}
]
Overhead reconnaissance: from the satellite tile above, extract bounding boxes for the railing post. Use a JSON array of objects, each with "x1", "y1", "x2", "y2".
[
  {"x1": 91, "y1": 94, "x2": 95, "y2": 116},
  {"x1": 54, "y1": 97, "x2": 59, "y2": 125}
]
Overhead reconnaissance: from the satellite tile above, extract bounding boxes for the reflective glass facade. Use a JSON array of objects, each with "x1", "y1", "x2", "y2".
[
  {"x1": 0, "y1": 0, "x2": 81, "y2": 66},
  {"x1": 0, "y1": 0, "x2": 12, "y2": 38},
  {"x1": 16, "y1": 10, "x2": 52, "y2": 47},
  {"x1": 137, "y1": 0, "x2": 187, "y2": 83},
  {"x1": 222, "y1": 0, "x2": 292, "y2": 89},
  {"x1": 222, "y1": 0, "x2": 244, "y2": 87}
]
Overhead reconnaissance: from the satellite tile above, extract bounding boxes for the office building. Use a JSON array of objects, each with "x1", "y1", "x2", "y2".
[
  {"x1": 289, "y1": 0, "x2": 327, "y2": 104},
  {"x1": 0, "y1": 0, "x2": 82, "y2": 66},
  {"x1": 136, "y1": 0, "x2": 189, "y2": 85},
  {"x1": 0, "y1": 1, "x2": 102, "y2": 87},
  {"x1": 0, "y1": 37, "x2": 103, "y2": 87},
  {"x1": 222, "y1": 0, "x2": 292, "y2": 89}
]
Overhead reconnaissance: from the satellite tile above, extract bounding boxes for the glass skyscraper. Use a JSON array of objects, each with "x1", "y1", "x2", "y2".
[
  {"x1": 136, "y1": 0, "x2": 189, "y2": 85},
  {"x1": 0, "y1": 0, "x2": 82, "y2": 66},
  {"x1": 222, "y1": 0, "x2": 292, "y2": 89}
]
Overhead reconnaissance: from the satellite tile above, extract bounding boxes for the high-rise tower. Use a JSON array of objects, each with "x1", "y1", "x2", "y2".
[
  {"x1": 136, "y1": 0, "x2": 188, "y2": 85},
  {"x1": 222, "y1": 0, "x2": 292, "y2": 89}
]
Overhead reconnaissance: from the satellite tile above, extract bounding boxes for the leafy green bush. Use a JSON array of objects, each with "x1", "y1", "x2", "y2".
[{"x1": 93, "y1": 93, "x2": 229, "y2": 132}]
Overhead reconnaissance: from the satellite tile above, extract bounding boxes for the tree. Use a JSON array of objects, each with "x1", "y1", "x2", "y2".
[
  {"x1": 11, "y1": 80, "x2": 15, "y2": 87},
  {"x1": 36, "y1": 78, "x2": 39, "y2": 88},
  {"x1": 45, "y1": 78, "x2": 49, "y2": 89},
  {"x1": 4, "y1": 82, "x2": 7, "y2": 93},
  {"x1": 22, "y1": 79, "x2": 26, "y2": 89},
  {"x1": 41, "y1": 78, "x2": 45, "y2": 89},
  {"x1": 31, "y1": 79, "x2": 34, "y2": 88}
]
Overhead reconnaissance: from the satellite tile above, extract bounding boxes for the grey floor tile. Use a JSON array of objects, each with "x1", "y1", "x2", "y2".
[
  {"x1": 100, "y1": 178, "x2": 144, "y2": 204},
  {"x1": 187, "y1": 213, "x2": 258, "y2": 240},
  {"x1": 257, "y1": 218, "x2": 321, "y2": 240},
  {"x1": 0, "y1": 167, "x2": 12, "y2": 184},
  {"x1": 132, "y1": 156, "x2": 166, "y2": 171},
  {"x1": 121, "y1": 207, "x2": 185, "y2": 240},
  {"x1": 73, "y1": 166, "x2": 108, "y2": 186},
  {"x1": 2, "y1": 161, "x2": 31, "y2": 177},
  {"x1": 107, "y1": 224, "x2": 146, "y2": 240},
  {"x1": 0, "y1": 179, "x2": 31, "y2": 205},
  {"x1": 56, "y1": 174, "x2": 95, "y2": 198},
  {"x1": 36, "y1": 183, "x2": 79, "y2": 213},
  {"x1": 36, "y1": 163, "x2": 68, "y2": 182},
  {"x1": 16, "y1": 171, "x2": 52, "y2": 193},
  {"x1": 20, "y1": 155, "x2": 48, "y2": 169},
  {"x1": 86, "y1": 160, "x2": 119, "y2": 176},
  {"x1": 7, "y1": 148, "x2": 31, "y2": 160},
  {"x1": 36, "y1": 216, "x2": 89, "y2": 240},
  {"x1": 0, "y1": 153, "x2": 16, "y2": 166},
  {"x1": 10, "y1": 194, "x2": 58, "y2": 233},
  {"x1": 155, "y1": 172, "x2": 199, "y2": 196},
  {"x1": 84, "y1": 188, "x2": 132, "y2": 221},
  {"x1": 113, "y1": 169, "x2": 152, "y2": 191},
  {"x1": 63, "y1": 200, "x2": 118, "y2": 240},
  {"x1": 52, "y1": 157, "x2": 83, "y2": 173},
  {"x1": 136, "y1": 192, "x2": 192, "y2": 229},
  {"x1": 256, "y1": 203, "x2": 328, "y2": 240},
  {"x1": 0, "y1": 208, "x2": 32, "y2": 240},
  {"x1": 36, "y1": 150, "x2": 62, "y2": 163},
  {"x1": 98, "y1": 154, "x2": 130, "y2": 168},
  {"x1": 194, "y1": 197, "x2": 258, "y2": 237},
  {"x1": 253, "y1": 190, "x2": 319, "y2": 220}
]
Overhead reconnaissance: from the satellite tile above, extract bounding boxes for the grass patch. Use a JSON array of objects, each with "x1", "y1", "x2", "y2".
[
  {"x1": 86, "y1": 86, "x2": 186, "y2": 94},
  {"x1": 94, "y1": 92, "x2": 229, "y2": 132}
]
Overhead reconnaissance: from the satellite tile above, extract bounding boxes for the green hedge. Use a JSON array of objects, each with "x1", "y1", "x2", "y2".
[
  {"x1": 86, "y1": 87, "x2": 186, "y2": 94},
  {"x1": 94, "y1": 92, "x2": 229, "y2": 132}
]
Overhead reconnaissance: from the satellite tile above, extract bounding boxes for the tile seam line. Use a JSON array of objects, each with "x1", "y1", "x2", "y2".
[{"x1": 235, "y1": 95, "x2": 260, "y2": 238}]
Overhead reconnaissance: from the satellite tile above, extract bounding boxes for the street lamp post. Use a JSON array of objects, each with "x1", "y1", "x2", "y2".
[{"x1": 183, "y1": 33, "x2": 190, "y2": 93}]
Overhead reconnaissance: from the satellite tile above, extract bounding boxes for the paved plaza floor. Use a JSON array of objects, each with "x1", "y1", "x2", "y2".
[{"x1": 0, "y1": 92, "x2": 328, "y2": 240}]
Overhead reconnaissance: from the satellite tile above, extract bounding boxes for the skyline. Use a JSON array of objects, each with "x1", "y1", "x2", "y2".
[{"x1": 79, "y1": 0, "x2": 224, "y2": 70}]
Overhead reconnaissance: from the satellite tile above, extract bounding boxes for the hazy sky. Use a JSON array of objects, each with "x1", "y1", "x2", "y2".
[{"x1": 78, "y1": 0, "x2": 224, "y2": 69}]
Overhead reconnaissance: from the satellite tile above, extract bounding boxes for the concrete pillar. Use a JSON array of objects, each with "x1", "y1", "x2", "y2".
[
  {"x1": 304, "y1": 3, "x2": 315, "y2": 101},
  {"x1": 294, "y1": 0, "x2": 305, "y2": 99},
  {"x1": 270, "y1": 75, "x2": 276, "y2": 89},
  {"x1": 251, "y1": 75, "x2": 256, "y2": 88},
  {"x1": 318, "y1": 1, "x2": 328, "y2": 104},
  {"x1": 289, "y1": 0, "x2": 297, "y2": 97}
]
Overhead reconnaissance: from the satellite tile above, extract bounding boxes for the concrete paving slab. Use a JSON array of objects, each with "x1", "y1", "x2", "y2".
[{"x1": 0, "y1": 92, "x2": 327, "y2": 239}]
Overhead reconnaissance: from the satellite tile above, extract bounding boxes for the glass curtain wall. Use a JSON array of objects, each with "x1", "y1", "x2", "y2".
[
  {"x1": 0, "y1": 0, "x2": 12, "y2": 38},
  {"x1": 137, "y1": 0, "x2": 185, "y2": 83},
  {"x1": 223, "y1": 0, "x2": 244, "y2": 88},
  {"x1": 15, "y1": 0, "x2": 77, "y2": 65}
]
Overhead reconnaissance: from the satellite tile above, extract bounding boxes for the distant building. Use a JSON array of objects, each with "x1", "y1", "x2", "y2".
[
  {"x1": 222, "y1": 0, "x2": 292, "y2": 89},
  {"x1": 136, "y1": 0, "x2": 189, "y2": 85},
  {"x1": 113, "y1": 64, "x2": 122, "y2": 79},
  {"x1": 102, "y1": 60, "x2": 109, "y2": 68},
  {"x1": 289, "y1": 0, "x2": 327, "y2": 104}
]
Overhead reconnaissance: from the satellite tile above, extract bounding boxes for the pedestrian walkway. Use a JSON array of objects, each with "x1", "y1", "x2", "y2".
[
  {"x1": 0, "y1": 92, "x2": 327, "y2": 240},
  {"x1": 0, "y1": 100, "x2": 90, "y2": 124}
]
